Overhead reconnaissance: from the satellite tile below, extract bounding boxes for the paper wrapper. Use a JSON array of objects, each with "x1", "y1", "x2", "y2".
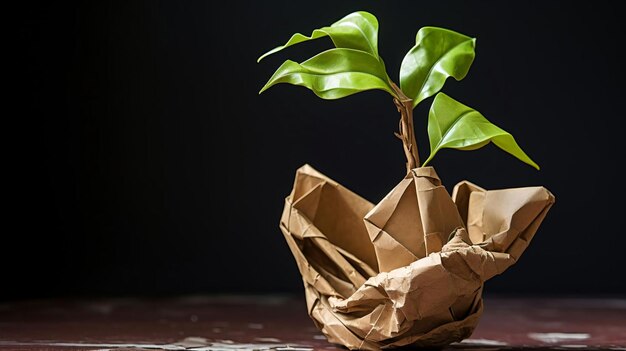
[{"x1": 280, "y1": 165, "x2": 554, "y2": 350}]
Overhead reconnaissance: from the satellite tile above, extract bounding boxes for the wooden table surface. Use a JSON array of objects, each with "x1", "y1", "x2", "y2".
[{"x1": 0, "y1": 296, "x2": 624, "y2": 350}]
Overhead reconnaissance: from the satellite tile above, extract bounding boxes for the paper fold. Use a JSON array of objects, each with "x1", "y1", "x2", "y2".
[{"x1": 280, "y1": 164, "x2": 554, "y2": 350}]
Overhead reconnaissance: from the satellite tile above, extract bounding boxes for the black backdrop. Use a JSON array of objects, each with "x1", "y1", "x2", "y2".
[{"x1": 7, "y1": 0, "x2": 625, "y2": 300}]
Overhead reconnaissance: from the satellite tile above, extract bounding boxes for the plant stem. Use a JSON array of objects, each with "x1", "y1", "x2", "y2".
[{"x1": 390, "y1": 82, "x2": 420, "y2": 172}]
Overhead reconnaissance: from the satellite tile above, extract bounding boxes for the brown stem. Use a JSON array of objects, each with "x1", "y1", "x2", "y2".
[{"x1": 390, "y1": 82, "x2": 420, "y2": 173}]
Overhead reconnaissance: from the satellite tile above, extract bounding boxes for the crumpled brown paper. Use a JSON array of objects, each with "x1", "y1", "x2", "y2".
[{"x1": 280, "y1": 165, "x2": 554, "y2": 350}]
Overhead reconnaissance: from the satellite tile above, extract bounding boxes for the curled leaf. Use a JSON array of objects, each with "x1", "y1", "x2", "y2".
[
  {"x1": 424, "y1": 93, "x2": 539, "y2": 169},
  {"x1": 259, "y1": 48, "x2": 394, "y2": 99},
  {"x1": 258, "y1": 11, "x2": 380, "y2": 62},
  {"x1": 400, "y1": 27, "x2": 476, "y2": 108}
]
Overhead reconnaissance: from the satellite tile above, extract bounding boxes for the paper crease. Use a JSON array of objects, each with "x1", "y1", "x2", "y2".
[{"x1": 280, "y1": 165, "x2": 554, "y2": 350}]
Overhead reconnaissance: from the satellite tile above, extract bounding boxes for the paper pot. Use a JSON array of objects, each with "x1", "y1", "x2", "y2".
[{"x1": 280, "y1": 165, "x2": 554, "y2": 350}]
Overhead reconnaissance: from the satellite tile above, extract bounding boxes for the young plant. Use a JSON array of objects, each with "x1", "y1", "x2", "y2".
[{"x1": 258, "y1": 11, "x2": 539, "y2": 172}]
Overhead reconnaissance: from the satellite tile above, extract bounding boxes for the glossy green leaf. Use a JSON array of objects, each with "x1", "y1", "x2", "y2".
[
  {"x1": 259, "y1": 48, "x2": 394, "y2": 99},
  {"x1": 423, "y1": 93, "x2": 539, "y2": 169},
  {"x1": 258, "y1": 11, "x2": 379, "y2": 62},
  {"x1": 400, "y1": 27, "x2": 476, "y2": 108}
]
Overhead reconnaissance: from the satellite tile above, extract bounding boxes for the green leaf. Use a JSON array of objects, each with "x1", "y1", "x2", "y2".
[
  {"x1": 400, "y1": 27, "x2": 476, "y2": 108},
  {"x1": 423, "y1": 93, "x2": 539, "y2": 170},
  {"x1": 259, "y1": 48, "x2": 394, "y2": 99},
  {"x1": 258, "y1": 11, "x2": 379, "y2": 62}
]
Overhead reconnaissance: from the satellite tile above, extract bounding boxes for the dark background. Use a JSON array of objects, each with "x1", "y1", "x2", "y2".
[{"x1": 7, "y1": 1, "x2": 625, "y2": 300}]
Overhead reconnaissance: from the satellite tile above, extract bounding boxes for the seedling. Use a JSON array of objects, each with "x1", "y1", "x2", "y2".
[{"x1": 258, "y1": 11, "x2": 538, "y2": 173}]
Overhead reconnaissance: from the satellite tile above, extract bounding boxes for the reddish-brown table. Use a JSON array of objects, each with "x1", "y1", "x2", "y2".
[{"x1": 0, "y1": 296, "x2": 624, "y2": 350}]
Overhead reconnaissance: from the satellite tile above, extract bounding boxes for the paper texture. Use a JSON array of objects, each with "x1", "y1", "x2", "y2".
[{"x1": 280, "y1": 165, "x2": 554, "y2": 350}]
